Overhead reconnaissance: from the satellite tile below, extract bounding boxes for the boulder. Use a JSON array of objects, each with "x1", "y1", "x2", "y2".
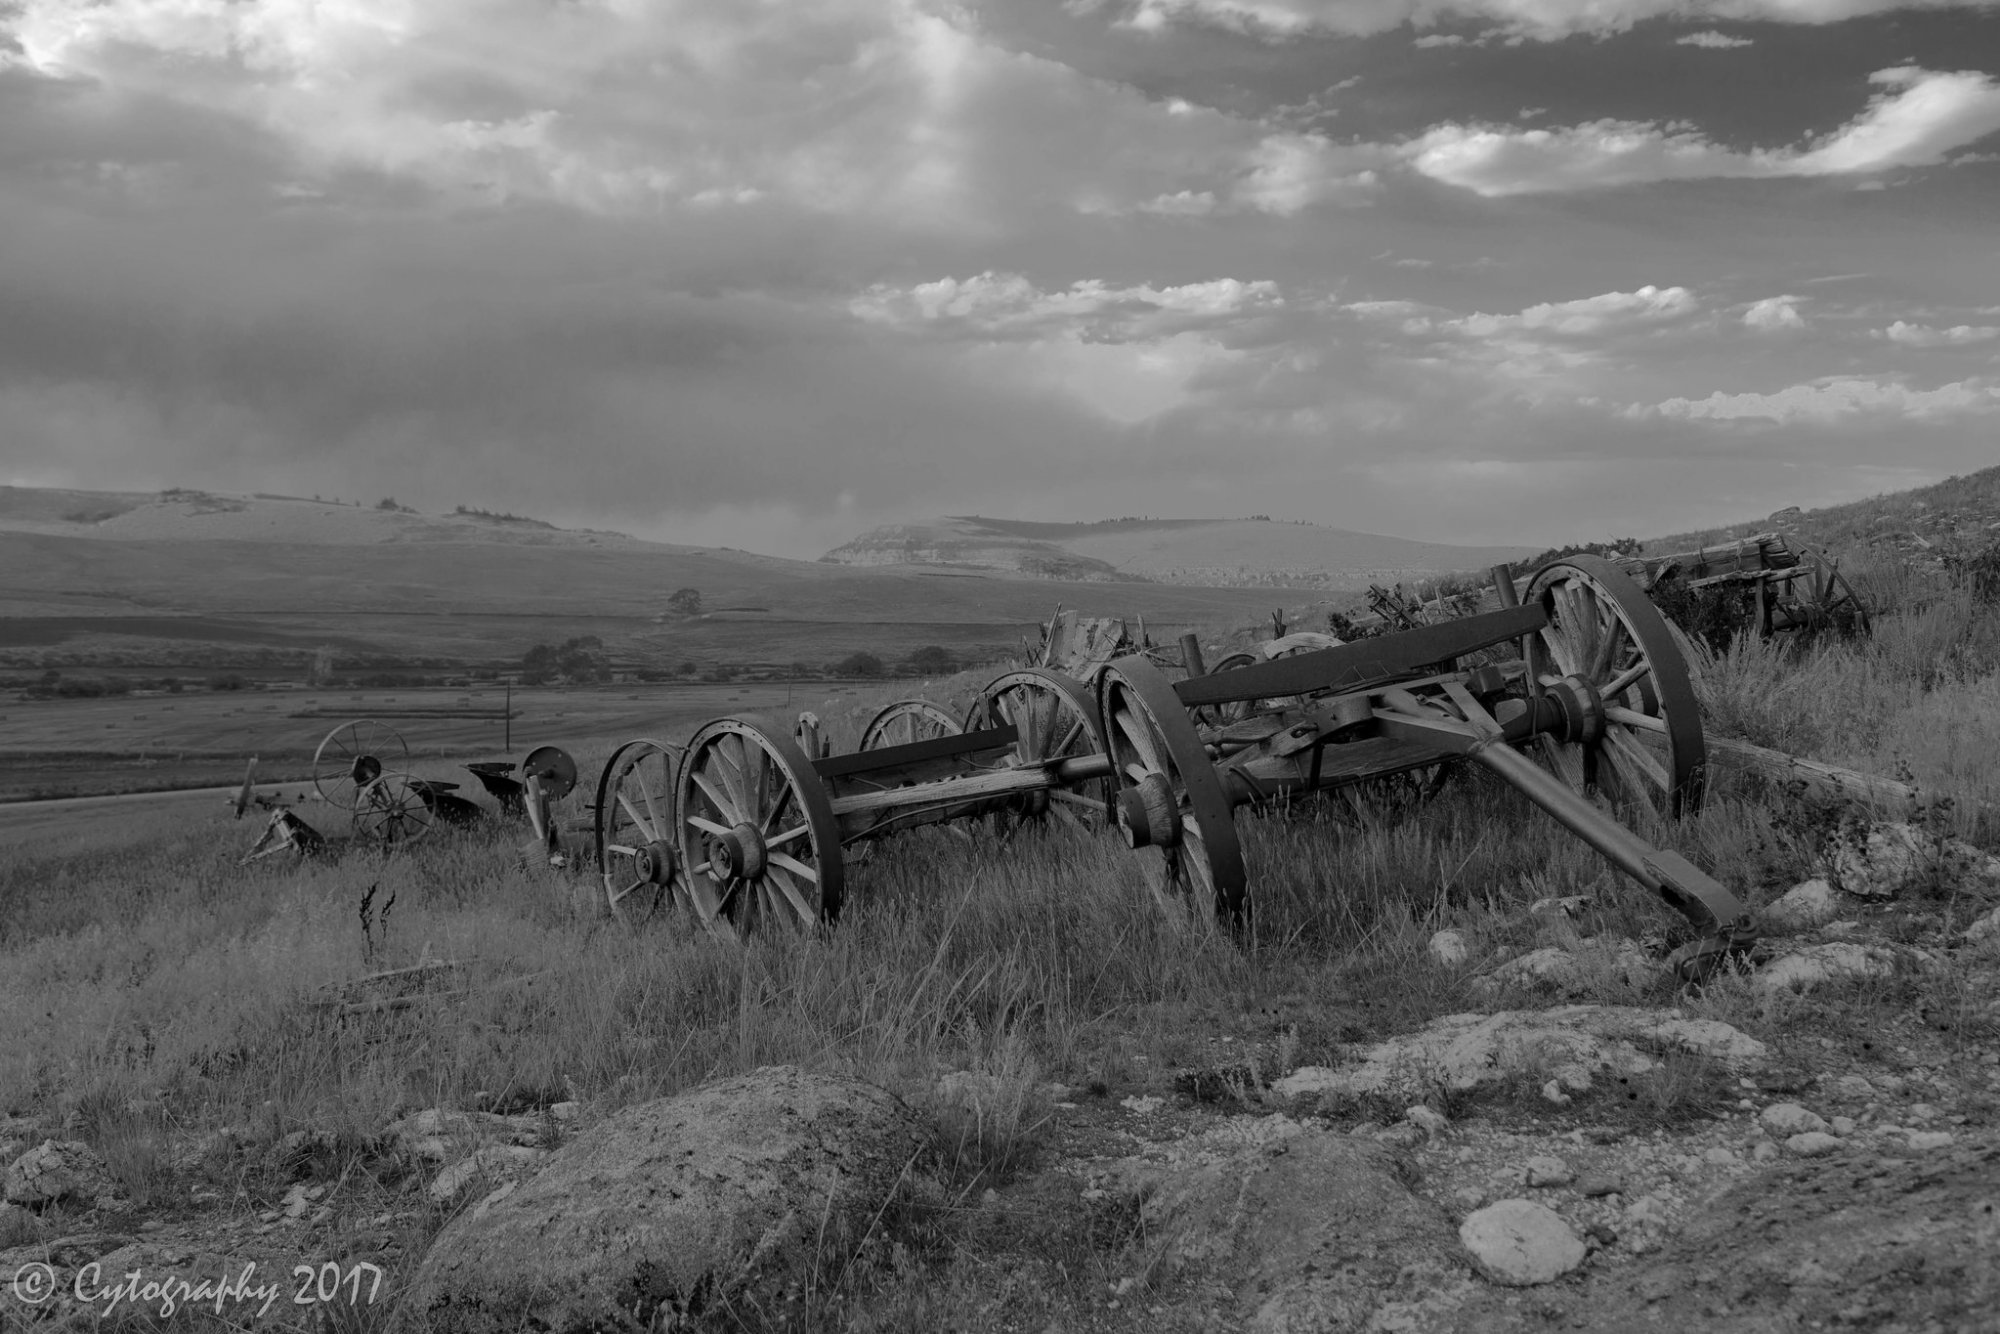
[
  {"x1": 1271, "y1": 1006, "x2": 1767, "y2": 1104},
  {"x1": 4, "y1": 1140, "x2": 113, "y2": 1208},
  {"x1": 1760, "y1": 1103, "x2": 1829, "y2": 1136},
  {"x1": 1785, "y1": 1132, "x2": 1845, "y2": 1158},
  {"x1": 402, "y1": 1066, "x2": 928, "y2": 1333},
  {"x1": 1828, "y1": 822, "x2": 1997, "y2": 899},
  {"x1": 1459, "y1": 1200, "x2": 1587, "y2": 1286},
  {"x1": 1754, "y1": 943, "x2": 1897, "y2": 994},
  {"x1": 1428, "y1": 929, "x2": 1470, "y2": 966},
  {"x1": 1761, "y1": 879, "x2": 1840, "y2": 932},
  {"x1": 1118, "y1": 1122, "x2": 1466, "y2": 1330}
]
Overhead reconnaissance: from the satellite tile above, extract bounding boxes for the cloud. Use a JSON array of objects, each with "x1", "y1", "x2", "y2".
[
  {"x1": 1443, "y1": 285, "x2": 1698, "y2": 337},
  {"x1": 1742, "y1": 296, "x2": 1806, "y2": 330},
  {"x1": 1635, "y1": 376, "x2": 2000, "y2": 423},
  {"x1": 1676, "y1": 30, "x2": 1754, "y2": 47},
  {"x1": 1405, "y1": 66, "x2": 2000, "y2": 195},
  {"x1": 1877, "y1": 320, "x2": 2000, "y2": 345},
  {"x1": 849, "y1": 271, "x2": 1285, "y2": 335},
  {"x1": 1112, "y1": 1, "x2": 1999, "y2": 42}
]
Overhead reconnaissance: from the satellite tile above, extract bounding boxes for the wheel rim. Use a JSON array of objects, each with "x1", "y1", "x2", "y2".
[
  {"x1": 313, "y1": 720, "x2": 409, "y2": 811},
  {"x1": 1525, "y1": 555, "x2": 1706, "y2": 818},
  {"x1": 596, "y1": 738, "x2": 686, "y2": 927},
  {"x1": 352, "y1": 773, "x2": 436, "y2": 845},
  {"x1": 966, "y1": 668, "x2": 1110, "y2": 829},
  {"x1": 1190, "y1": 652, "x2": 1280, "y2": 728},
  {"x1": 1097, "y1": 657, "x2": 1247, "y2": 925},
  {"x1": 676, "y1": 718, "x2": 844, "y2": 938},
  {"x1": 859, "y1": 699, "x2": 962, "y2": 751}
]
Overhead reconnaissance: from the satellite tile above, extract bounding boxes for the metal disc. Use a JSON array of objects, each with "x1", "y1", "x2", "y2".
[
  {"x1": 675, "y1": 717, "x2": 844, "y2": 939},
  {"x1": 858, "y1": 699, "x2": 963, "y2": 751},
  {"x1": 595, "y1": 738, "x2": 686, "y2": 928},
  {"x1": 965, "y1": 667, "x2": 1111, "y2": 829},
  {"x1": 312, "y1": 720, "x2": 410, "y2": 811},
  {"x1": 1525, "y1": 554, "x2": 1707, "y2": 818},
  {"x1": 522, "y1": 745, "x2": 578, "y2": 801},
  {"x1": 1097, "y1": 655, "x2": 1247, "y2": 926}
]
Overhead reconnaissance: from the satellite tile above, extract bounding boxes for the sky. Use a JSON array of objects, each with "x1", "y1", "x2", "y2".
[{"x1": 1, "y1": 0, "x2": 1996, "y2": 561}]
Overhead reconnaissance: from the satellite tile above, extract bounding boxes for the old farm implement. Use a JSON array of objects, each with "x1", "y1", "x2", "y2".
[
  {"x1": 596, "y1": 557, "x2": 1757, "y2": 975},
  {"x1": 232, "y1": 719, "x2": 579, "y2": 863}
]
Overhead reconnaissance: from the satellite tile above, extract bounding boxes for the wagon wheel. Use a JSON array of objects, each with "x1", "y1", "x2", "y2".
[
  {"x1": 1795, "y1": 542, "x2": 1871, "y2": 636},
  {"x1": 596, "y1": 739, "x2": 688, "y2": 928},
  {"x1": 1525, "y1": 555, "x2": 1706, "y2": 819},
  {"x1": 964, "y1": 668, "x2": 1111, "y2": 831},
  {"x1": 312, "y1": 720, "x2": 409, "y2": 811},
  {"x1": 1097, "y1": 657, "x2": 1247, "y2": 927},
  {"x1": 859, "y1": 699, "x2": 962, "y2": 751},
  {"x1": 352, "y1": 773, "x2": 437, "y2": 845},
  {"x1": 676, "y1": 718, "x2": 844, "y2": 938}
]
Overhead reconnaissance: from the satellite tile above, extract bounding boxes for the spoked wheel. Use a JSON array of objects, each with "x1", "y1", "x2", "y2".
[
  {"x1": 1188, "y1": 651, "x2": 1310, "y2": 729},
  {"x1": 1525, "y1": 555, "x2": 1706, "y2": 819},
  {"x1": 313, "y1": 720, "x2": 409, "y2": 810},
  {"x1": 596, "y1": 739, "x2": 688, "y2": 928},
  {"x1": 676, "y1": 718, "x2": 844, "y2": 939},
  {"x1": 352, "y1": 773, "x2": 437, "y2": 845},
  {"x1": 964, "y1": 668, "x2": 1111, "y2": 831},
  {"x1": 1097, "y1": 657, "x2": 1247, "y2": 927},
  {"x1": 859, "y1": 699, "x2": 962, "y2": 751}
]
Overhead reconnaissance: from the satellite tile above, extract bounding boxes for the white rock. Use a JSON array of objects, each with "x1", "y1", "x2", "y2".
[
  {"x1": 1786, "y1": 1132, "x2": 1844, "y2": 1157},
  {"x1": 1831, "y1": 1116, "x2": 1856, "y2": 1137},
  {"x1": 1270, "y1": 1005, "x2": 1767, "y2": 1104},
  {"x1": 1120, "y1": 1096, "x2": 1163, "y2": 1115},
  {"x1": 1830, "y1": 822, "x2": 1994, "y2": 899},
  {"x1": 429, "y1": 1146, "x2": 551, "y2": 1204},
  {"x1": 1754, "y1": 943, "x2": 1897, "y2": 994},
  {"x1": 1906, "y1": 1131, "x2": 1955, "y2": 1151},
  {"x1": 1540, "y1": 1080, "x2": 1571, "y2": 1106},
  {"x1": 1703, "y1": 1147, "x2": 1737, "y2": 1165},
  {"x1": 1428, "y1": 930, "x2": 1470, "y2": 966},
  {"x1": 1405, "y1": 1106, "x2": 1449, "y2": 1137},
  {"x1": 1476, "y1": 947, "x2": 1580, "y2": 992},
  {"x1": 1760, "y1": 1103, "x2": 1829, "y2": 1136},
  {"x1": 1751, "y1": 1141, "x2": 1780, "y2": 1163},
  {"x1": 1528, "y1": 895, "x2": 1594, "y2": 919},
  {"x1": 548, "y1": 1102, "x2": 581, "y2": 1123},
  {"x1": 1523, "y1": 1155, "x2": 1573, "y2": 1187},
  {"x1": 1459, "y1": 1199, "x2": 1587, "y2": 1287},
  {"x1": 1833, "y1": 1074, "x2": 1876, "y2": 1099},
  {"x1": 1964, "y1": 906, "x2": 2000, "y2": 948},
  {"x1": 1761, "y1": 879, "x2": 1840, "y2": 931},
  {"x1": 3, "y1": 1139, "x2": 112, "y2": 1207}
]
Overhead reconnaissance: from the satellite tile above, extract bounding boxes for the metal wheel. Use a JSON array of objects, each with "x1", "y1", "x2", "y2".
[
  {"x1": 859, "y1": 699, "x2": 962, "y2": 751},
  {"x1": 965, "y1": 668, "x2": 1111, "y2": 830},
  {"x1": 312, "y1": 720, "x2": 409, "y2": 810},
  {"x1": 676, "y1": 718, "x2": 844, "y2": 938},
  {"x1": 1097, "y1": 656, "x2": 1247, "y2": 926},
  {"x1": 352, "y1": 773, "x2": 437, "y2": 845},
  {"x1": 596, "y1": 739, "x2": 687, "y2": 928},
  {"x1": 1191, "y1": 651, "x2": 1299, "y2": 729},
  {"x1": 1525, "y1": 555, "x2": 1706, "y2": 818},
  {"x1": 522, "y1": 745, "x2": 578, "y2": 799}
]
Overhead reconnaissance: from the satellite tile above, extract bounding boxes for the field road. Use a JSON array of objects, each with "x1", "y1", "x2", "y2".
[{"x1": 0, "y1": 782, "x2": 333, "y2": 853}]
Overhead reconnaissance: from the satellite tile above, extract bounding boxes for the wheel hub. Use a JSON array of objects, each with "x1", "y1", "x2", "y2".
[
  {"x1": 1541, "y1": 675, "x2": 1605, "y2": 745},
  {"x1": 707, "y1": 822, "x2": 768, "y2": 880},
  {"x1": 1118, "y1": 772, "x2": 1182, "y2": 849},
  {"x1": 633, "y1": 840, "x2": 676, "y2": 885},
  {"x1": 350, "y1": 754, "x2": 383, "y2": 786}
]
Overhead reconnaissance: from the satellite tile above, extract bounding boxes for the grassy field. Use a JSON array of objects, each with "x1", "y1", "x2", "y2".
[{"x1": 3, "y1": 483, "x2": 1999, "y2": 1329}]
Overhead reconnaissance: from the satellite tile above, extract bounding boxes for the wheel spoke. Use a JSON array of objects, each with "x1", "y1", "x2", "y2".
[
  {"x1": 1603, "y1": 658, "x2": 1651, "y2": 699},
  {"x1": 768, "y1": 850, "x2": 820, "y2": 884},
  {"x1": 741, "y1": 740, "x2": 769, "y2": 825},
  {"x1": 768, "y1": 824, "x2": 812, "y2": 850},
  {"x1": 686, "y1": 813, "x2": 733, "y2": 838},
  {"x1": 1113, "y1": 701, "x2": 1163, "y2": 773},
  {"x1": 690, "y1": 769, "x2": 741, "y2": 825},
  {"x1": 618, "y1": 793, "x2": 657, "y2": 843}
]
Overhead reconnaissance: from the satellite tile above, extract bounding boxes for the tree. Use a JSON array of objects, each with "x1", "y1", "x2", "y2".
[
  {"x1": 667, "y1": 588, "x2": 704, "y2": 618},
  {"x1": 522, "y1": 636, "x2": 609, "y2": 685},
  {"x1": 907, "y1": 645, "x2": 956, "y2": 676},
  {"x1": 832, "y1": 651, "x2": 884, "y2": 678}
]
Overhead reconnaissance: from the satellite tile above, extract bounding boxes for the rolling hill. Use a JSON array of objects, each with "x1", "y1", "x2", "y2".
[
  {"x1": 820, "y1": 515, "x2": 1539, "y2": 590},
  {"x1": 0, "y1": 488, "x2": 1328, "y2": 674}
]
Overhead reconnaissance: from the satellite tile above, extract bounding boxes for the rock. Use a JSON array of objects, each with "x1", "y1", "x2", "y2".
[
  {"x1": 1271, "y1": 1006, "x2": 1767, "y2": 1104},
  {"x1": 1528, "y1": 895, "x2": 1594, "y2": 919},
  {"x1": 1905, "y1": 1131, "x2": 1955, "y2": 1151},
  {"x1": 4, "y1": 1140, "x2": 112, "y2": 1208},
  {"x1": 1786, "y1": 1132, "x2": 1845, "y2": 1157},
  {"x1": 1751, "y1": 1140, "x2": 1781, "y2": 1163},
  {"x1": 1459, "y1": 1200, "x2": 1586, "y2": 1286},
  {"x1": 1428, "y1": 930, "x2": 1469, "y2": 966},
  {"x1": 1475, "y1": 947, "x2": 1580, "y2": 992},
  {"x1": 1703, "y1": 1146, "x2": 1737, "y2": 1165},
  {"x1": 1964, "y1": 905, "x2": 2000, "y2": 948},
  {"x1": 1761, "y1": 879, "x2": 1840, "y2": 932},
  {"x1": 1760, "y1": 1103, "x2": 1830, "y2": 1136},
  {"x1": 548, "y1": 1102, "x2": 581, "y2": 1123},
  {"x1": 1122, "y1": 1125, "x2": 1462, "y2": 1331},
  {"x1": 402, "y1": 1067, "x2": 928, "y2": 1333},
  {"x1": 1754, "y1": 943, "x2": 1897, "y2": 994},
  {"x1": 1829, "y1": 822, "x2": 1994, "y2": 899},
  {"x1": 1831, "y1": 1116, "x2": 1856, "y2": 1136},
  {"x1": 1405, "y1": 1106, "x2": 1449, "y2": 1137},
  {"x1": 1577, "y1": 1174, "x2": 1623, "y2": 1198},
  {"x1": 1524, "y1": 1156, "x2": 1573, "y2": 1187},
  {"x1": 427, "y1": 1147, "x2": 550, "y2": 1205}
]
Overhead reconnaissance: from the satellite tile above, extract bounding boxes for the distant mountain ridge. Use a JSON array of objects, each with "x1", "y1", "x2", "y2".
[{"x1": 821, "y1": 515, "x2": 1540, "y2": 591}]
